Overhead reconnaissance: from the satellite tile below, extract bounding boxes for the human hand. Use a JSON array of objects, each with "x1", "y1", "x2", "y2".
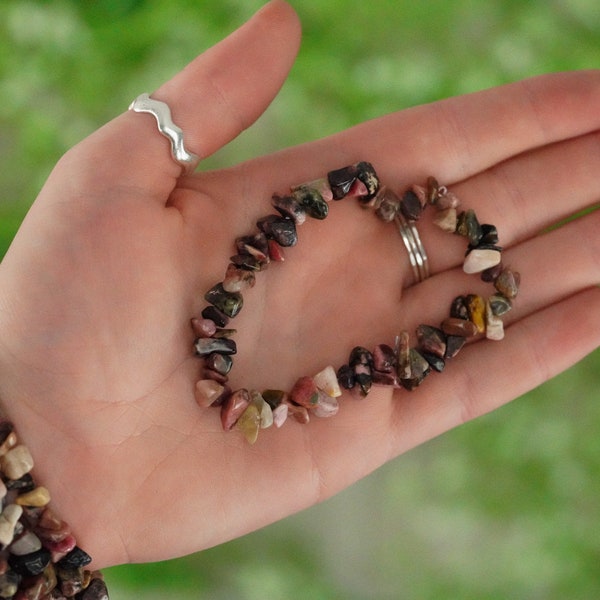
[{"x1": 0, "y1": 0, "x2": 597, "y2": 569}]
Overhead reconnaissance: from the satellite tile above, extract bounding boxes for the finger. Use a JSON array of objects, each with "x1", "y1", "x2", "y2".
[
  {"x1": 419, "y1": 129, "x2": 600, "y2": 275},
  {"x1": 351, "y1": 69, "x2": 600, "y2": 187},
  {"x1": 449, "y1": 130, "x2": 600, "y2": 245},
  {"x1": 388, "y1": 286, "x2": 600, "y2": 457},
  {"x1": 59, "y1": 0, "x2": 301, "y2": 201},
  {"x1": 502, "y1": 208, "x2": 600, "y2": 319},
  {"x1": 258, "y1": 70, "x2": 600, "y2": 192}
]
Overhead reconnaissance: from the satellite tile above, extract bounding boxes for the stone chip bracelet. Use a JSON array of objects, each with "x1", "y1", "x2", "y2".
[{"x1": 191, "y1": 162, "x2": 520, "y2": 444}]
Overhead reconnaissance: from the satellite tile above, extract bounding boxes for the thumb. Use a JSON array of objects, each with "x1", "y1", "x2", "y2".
[{"x1": 59, "y1": 0, "x2": 302, "y2": 200}]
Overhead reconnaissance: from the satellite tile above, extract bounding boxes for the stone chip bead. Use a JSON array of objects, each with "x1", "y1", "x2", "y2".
[
  {"x1": 45, "y1": 533, "x2": 77, "y2": 562},
  {"x1": 267, "y1": 239, "x2": 286, "y2": 262},
  {"x1": 444, "y1": 335, "x2": 467, "y2": 359},
  {"x1": 488, "y1": 294, "x2": 512, "y2": 316},
  {"x1": 236, "y1": 401, "x2": 261, "y2": 444},
  {"x1": 0, "y1": 445, "x2": 34, "y2": 480},
  {"x1": 236, "y1": 232, "x2": 270, "y2": 262},
  {"x1": 312, "y1": 392, "x2": 339, "y2": 418},
  {"x1": 272, "y1": 194, "x2": 307, "y2": 224},
  {"x1": 257, "y1": 215, "x2": 298, "y2": 247},
  {"x1": 372, "y1": 344, "x2": 397, "y2": 373},
  {"x1": 194, "y1": 380, "x2": 228, "y2": 408},
  {"x1": 456, "y1": 209, "x2": 483, "y2": 246},
  {"x1": 313, "y1": 366, "x2": 342, "y2": 398},
  {"x1": 261, "y1": 389, "x2": 288, "y2": 409},
  {"x1": 0, "y1": 504, "x2": 23, "y2": 547},
  {"x1": 230, "y1": 253, "x2": 266, "y2": 271},
  {"x1": 201, "y1": 305, "x2": 229, "y2": 328},
  {"x1": 480, "y1": 224, "x2": 499, "y2": 245},
  {"x1": 336, "y1": 364, "x2": 355, "y2": 390},
  {"x1": 0, "y1": 571, "x2": 19, "y2": 598},
  {"x1": 399, "y1": 189, "x2": 424, "y2": 221},
  {"x1": 466, "y1": 294, "x2": 486, "y2": 334},
  {"x1": 374, "y1": 187, "x2": 401, "y2": 222},
  {"x1": 441, "y1": 317, "x2": 479, "y2": 338},
  {"x1": 291, "y1": 187, "x2": 329, "y2": 220},
  {"x1": 486, "y1": 301, "x2": 505, "y2": 341},
  {"x1": 327, "y1": 164, "x2": 359, "y2": 199},
  {"x1": 372, "y1": 370, "x2": 400, "y2": 387},
  {"x1": 422, "y1": 351, "x2": 445, "y2": 373},
  {"x1": 396, "y1": 331, "x2": 411, "y2": 379},
  {"x1": 290, "y1": 376, "x2": 320, "y2": 408},
  {"x1": 450, "y1": 295, "x2": 469, "y2": 320},
  {"x1": 191, "y1": 317, "x2": 217, "y2": 338},
  {"x1": 400, "y1": 349, "x2": 431, "y2": 390},
  {"x1": 272, "y1": 403, "x2": 289, "y2": 428},
  {"x1": 433, "y1": 207, "x2": 458, "y2": 232},
  {"x1": 15, "y1": 486, "x2": 51, "y2": 508},
  {"x1": 9, "y1": 530, "x2": 42, "y2": 556},
  {"x1": 57, "y1": 565, "x2": 85, "y2": 597},
  {"x1": 481, "y1": 261, "x2": 504, "y2": 283},
  {"x1": 463, "y1": 248, "x2": 502, "y2": 274},
  {"x1": 205, "y1": 352, "x2": 233, "y2": 376},
  {"x1": 79, "y1": 575, "x2": 109, "y2": 600},
  {"x1": 349, "y1": 346, "x2": 374, "y2": 396},
  {"x1": 287, "y1": 403, "x2": 310, "y2": 425},
  {"x1": 222, "y1": 264, "x2": 256, "y2": 293},
  {"x1": 416, "y1": 325, "x2": 447, "y2": 359},
  {"x1": 494, "y1": 268, "x2": 520, "y2": 299},
  {"x1": 221, "y1": 389, "x2": 251, "y2": 431},
  {"x1": 0, "y1": 421, "x2": 16, "y2": 453},
  {"x1": 204, "y1": 283, "x2": 244, "y2": 318},
  {"x1": 5, "y1": 474, "x2": 34, "y2": 493},
  {"x1": 34, "y1": 508, "x2": 70, "y2": 546},
  {"x1": 194, "y1": 337, "x2": 237, "y2": 357},
  {"x1": 249, "y1": 392, "x2": 273, "y2": 429},
  {"x1": 354, "y1": 161, "x2": 380, "y2": 200},
  {"x1": 8, "y1": 547, "x2": 51, "y2": 576}
]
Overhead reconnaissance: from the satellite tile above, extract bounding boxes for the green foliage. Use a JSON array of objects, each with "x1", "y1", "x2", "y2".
[{"x1": 1, "y1": 1, "x2": 599, "y2": 598}]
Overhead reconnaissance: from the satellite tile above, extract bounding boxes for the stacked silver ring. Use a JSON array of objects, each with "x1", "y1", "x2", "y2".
[{"x1": 395, "y1": 213, "x2": 430, "y2": 284}]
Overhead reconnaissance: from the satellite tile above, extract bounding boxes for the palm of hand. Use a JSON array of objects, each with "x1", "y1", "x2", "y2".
[
  {"x1": 0, "y1": 153, "x2": 424, "y2": 566},
  {"x1": 0, "y1": 1, "x2": 598, "y2": 569}
]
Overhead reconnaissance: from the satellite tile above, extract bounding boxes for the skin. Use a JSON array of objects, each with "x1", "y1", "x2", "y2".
[{"x1": 0, "y1": 0, "x2": 598, "y2": 569}]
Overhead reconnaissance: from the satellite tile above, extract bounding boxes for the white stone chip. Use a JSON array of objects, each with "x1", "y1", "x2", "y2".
[
  {"x1": 486, "y1": 301, "x2": 505, "y2": 341},
  {"x1": 313, "y1": 365, "x2": 342, "y2": 397},
  {"x1": 463, "y1": 248, "x2": 501, "y2": 274}
]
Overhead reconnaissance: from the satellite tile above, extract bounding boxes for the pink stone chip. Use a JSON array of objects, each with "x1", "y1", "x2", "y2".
[
  {"x1": 290, "y1": 376, "x2": 319, "y2": 408},
  {"x1": 312, "y1": 392, "x2": 339, "y2": 418},
  {"x1": 191, "y1": 318, "x2": 217, "y2": 338},
  {"x1": 221, "y1": 389, "x2": 251, "y2": 431},
  {"x1": 272, "y1": 404, "x2": 289, "y2": 428},
  {"x1": 195, "y1": 380, "x2": 226, "y2": 408}
]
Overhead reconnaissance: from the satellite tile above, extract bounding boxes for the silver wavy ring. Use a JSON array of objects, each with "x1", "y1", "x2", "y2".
[
  {"x1": 395, "y1": 213, "x2": 430, "y2": 284},
  {"x1": 129, "y1": 93, "x2": 200, "y2": 175}
]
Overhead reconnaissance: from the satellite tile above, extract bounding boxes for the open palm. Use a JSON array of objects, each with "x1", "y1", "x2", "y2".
[{"x1": 0, "y1": 1, "x2": 598, "y2": 569}]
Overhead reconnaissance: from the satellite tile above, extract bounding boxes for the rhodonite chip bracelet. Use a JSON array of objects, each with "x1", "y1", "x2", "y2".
[{"x1": 192, "y1": 161, "x2": 521, "y2": 444}]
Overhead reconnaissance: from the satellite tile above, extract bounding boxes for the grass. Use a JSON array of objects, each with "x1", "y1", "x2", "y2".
[{"x1": 1, "y1": 1, "x2": 599, "y2": 598}]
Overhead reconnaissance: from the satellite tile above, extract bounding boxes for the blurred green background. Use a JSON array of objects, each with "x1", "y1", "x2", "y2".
[{"x1": 1, "y1": 0, "x2": 599, "y2": 598}]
